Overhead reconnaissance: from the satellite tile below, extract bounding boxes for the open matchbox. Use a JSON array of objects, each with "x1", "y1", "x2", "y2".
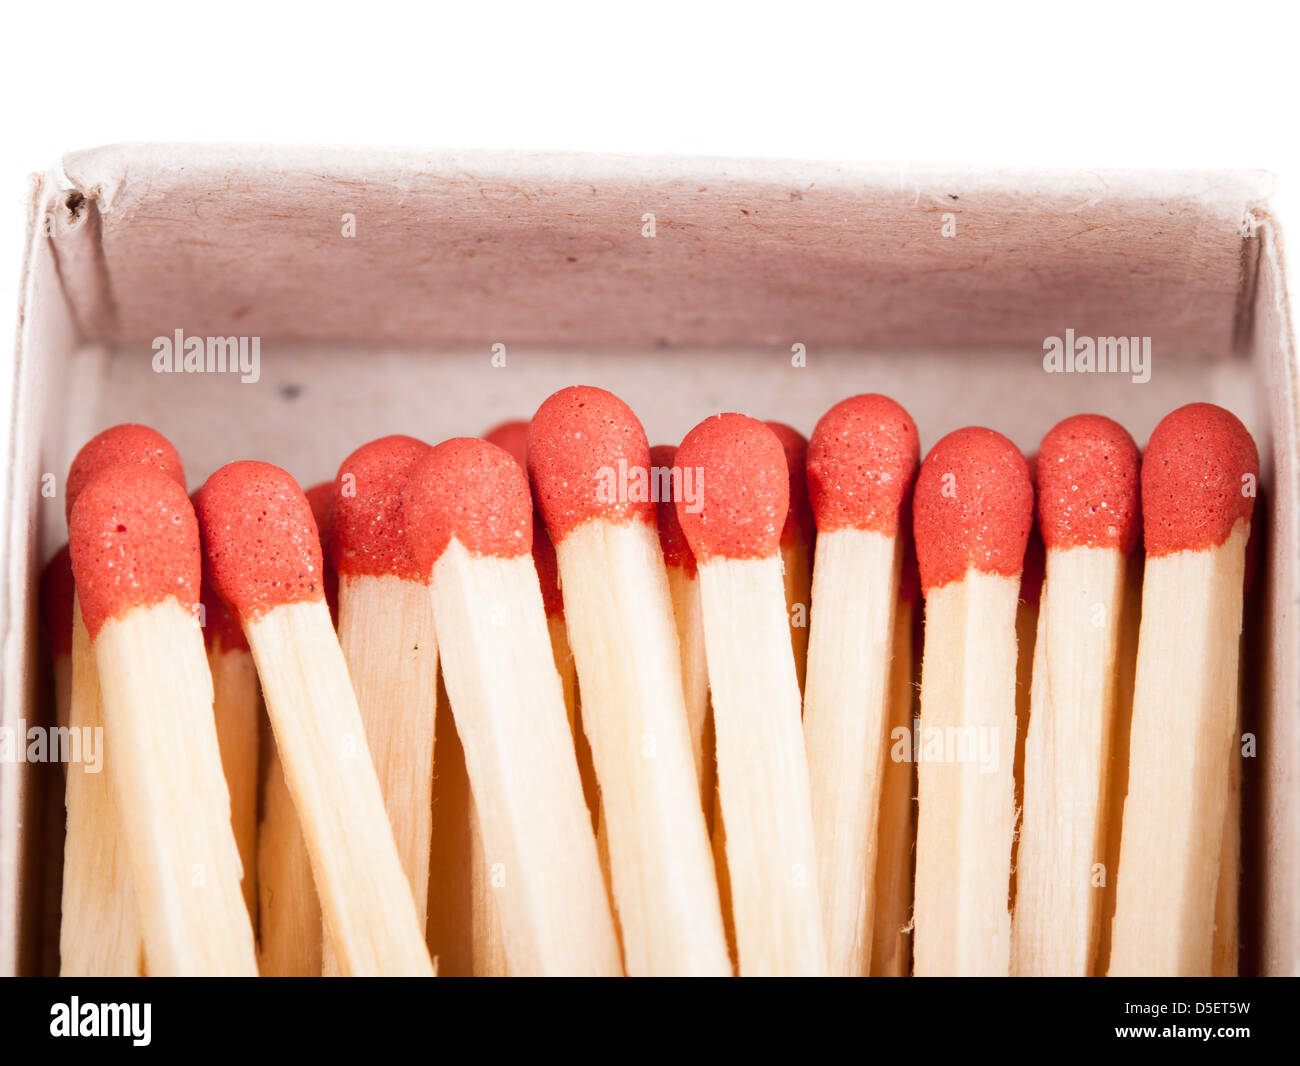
[{"x1": 1, "y1": 144, "x2": 1296, "y2": 975}]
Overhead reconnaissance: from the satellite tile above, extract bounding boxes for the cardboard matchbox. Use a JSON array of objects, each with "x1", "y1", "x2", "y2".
[{"x1": 2, "y1": 144, "x2": 1295, "y2": 975}]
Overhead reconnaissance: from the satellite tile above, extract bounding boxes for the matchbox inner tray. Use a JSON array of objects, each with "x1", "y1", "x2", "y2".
[{"x1": 3, "y1": 145, "x2": 1295, "y2": 975}]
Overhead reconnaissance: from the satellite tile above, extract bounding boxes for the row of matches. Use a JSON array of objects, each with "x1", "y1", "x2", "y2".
[{"x1": 39, "y1": 388, "x2": 1257, "y2": 977}]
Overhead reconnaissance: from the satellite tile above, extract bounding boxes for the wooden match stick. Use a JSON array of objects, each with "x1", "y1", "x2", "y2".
[
  {"x1": 1012, "y1": 415, "x2": 1141, "y2": 976},
  {"x1": 801, "y1": 394, "x2": 919, "y2": 976},
  {"x1": 649, "y1": 444, "x2": 711, "y2": 801},
  {"x1": 676, "y1": 413, "x2": 827, "y2": 976},
  {"x1": 196, "y1": 461, "x2": 432, "y2": 976},
  {"x1": 1213, "y1": 515, "x2": 1260, "y2": 976},
  {"x1": 403, "y1": 437, "x2": 621, "y2": 975},
  {"x1": 1109, "y1": 403, "x2": 1258, "y2": 976},
  {"x1": 425, "y1": 678, "x2": 475, "y2": 975},
  {"x1": 485, "y1": 421, "x2": 587, "y2": 796},
  {"x1": 766, "y1": 423, "x2": 815, "y2": 694},
  {"x1": 912, "y1": 427, "x2": 1032, "y2": 976},
  {"x1": 871, "y1": 547, "x2": 919, "y2": 977},
  {"x1": 529, "y1": 387, "x2": 730, "y2": 977},
  {"x1": 200, "y1": 549, "x2": 260, "y2": 924},
  {"x1": 59, "y1": 424, "x2": 186, "y2": 977},
  {"x1": 483, "y1": 421, "x2": 597, "y2": 971},
  {"x1": 325, "y1": 436, "x2": 439, "y2": 975},
  {"x1": 256, "y1": 480, "x2": 333, "y2": 976},
  {"x1": 653, "y1": 443, "x2": 727, "y2": 958},
  {"x1": 1008, "y1": 454, "x2": 1042, "y2": 919},
  {"x1": 256, "y1": 742, "x2": 322, "y2": 977},
  {"x1": 69, "y1": 465, "x2": 257, "y2": 975},
  {"x1": 469, "y1": 798, "x2": 510, "y2": 977},
  {"x1": 1095, "y1": 540, "x2": 1143, "y2": 974}
]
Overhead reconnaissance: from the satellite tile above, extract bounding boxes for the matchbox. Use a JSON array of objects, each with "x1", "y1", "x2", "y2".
[{"x1": 2, "y1": 145, "x2": 1295, "y2": 974}]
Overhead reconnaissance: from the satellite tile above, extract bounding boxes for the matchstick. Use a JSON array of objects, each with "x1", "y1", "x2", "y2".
[
  {"x1": 485, "y1": 421, "x2": 587, "y2": 793},
  {"x1": 256, "y1": 742, "x2": 322, "y2": 977},
  {"x1": 649, "y1": 444, "x2": 711, "y2": 801},
  {"x1": 201, "y1": 549, "x2": 260, "y2": 924},
  {"x1": 196, "y1": 461, "x2": 432, "y2": 976},
  {"x1": 871, "y1": 542, "x2": 919, "y2": 977},
  {"x1": 326, "y1": 436, "x2": 439, "y2": 974},
  {"x1": 1213, "y1": 514, "x2": 1260, "y2": 976},
  {"x1": 801, "y1": 394, "x2": 919, "y2": 976},
  {"x1": 1095, "y1": 541, "x2": 1143, "y2": 974},
  {"x1": 403, "y1": 437, "x2": 621, "y2": 975},
  {"x1": 256, "y1": 479, "x2": 334, "y2": 976},
  {"x1": 653, "y1": 442, "x2": 725, "y2": 956},
  {"x1": 912, "y1": 427, "x2": 1032, "y2": 976},
  {"x1": 69, "y1": 465, "x2": 257, "y2": 975},
  {"x1": 766, "y1": 423, "x2": 815, "y2": 694},
  {"x1": 425, "y1": 677, "x2": 475, "y2": 976},
  {"x1": 1109, "y1": 404, "x2": 1258, "y2": 976},
  {"x1": 1012, "y1": 415, "x2": 1140, "y2": 976},
  {"x1": 305, "y1": 481, "x2": 340, "y2": 626},
  {"x1": 1007, "y1": 454, "x2": 1042, "y2": 917},
  {"x1": 469, "y1": 797, "x2": 510, "y2": 977},
  {"x1": 60, "y1": 424, "x2": 185, "y2": 977},
  {"x1": 483, "y1": 420, "x2": 594, "y2": 970},
  {"x1": 676, "y1": 413, "x2": 827, "y2": 976},
  {"x1": 529, "y1": 386, "x2": 730, "y2": 977}
]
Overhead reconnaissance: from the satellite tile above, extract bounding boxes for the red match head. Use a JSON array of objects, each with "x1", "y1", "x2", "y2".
[
  {"x1": 1142, "y1": 403, "x2": 1259, "y2": 556},
  {"x1": 305, "y1": 481, "x2": 340, "y2": 624},
  {"x1": 1018, "y1": 452, "x2": 1045, "y2": 608},
  {"x1": 195, "y1": 462, "x2": 326, "y2": 619},
  {"x1": 912, "y1": 427, "x2": 1034, "y2": 593},
  {"x1": 485, "y1": 420, "x2": 564, "y2": 615},
  {"x1": 306, "y1": 481, "x2": 337, "y2": 560},
  {"x1": 675, "y1": 414, "x2": 789, "y2": 562},
  {"x1": 190, "y1": 491, "x2": 249, "y2": 653},
  {"x1": 40, "y1": 544, "x2": 75, "y2": 657},
  {"x1": 403, "y1": 438, "x2": 533, "y2": 575},
  {"x1": 806, "y1": 394, "x2": 920, "y2": 536},
  {"x1": 765, "y1": 422, "x2": 815, "y2": 549},
  {"x1": 528, "y1": 386, "x2": 654, "y2": 539},
  {"x1": 649, "y1": 444, "x2": 696, "y2": 577},
  {"x1": 68, "y1": 465, "x2": 201, "y2": 639},
  {"x1": 484, "y1": 420, "x2": 530, "y2": 468},
  {"x1": 332, "y1": 435, "x2": 432, "y2": 582},
  {"x1": 66, "y1": 424, "x2": 185, "y2": 521},
  {"x1": 1036, "y1": 415, "x2": 1141, "y2": 555}
]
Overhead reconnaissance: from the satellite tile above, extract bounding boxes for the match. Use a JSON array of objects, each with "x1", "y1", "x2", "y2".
[
  {"x1": 529, "y1": 386, "x2": 730, "y2": 977},
  {"x1": 1108, "y1": 403, "x2": 1258, "y2": 976},
  {"x1": 676, "y1": 412, "x2": 827, "y2": 977},
  {"x1": 911, "y1": 426, "x2": 1032, "y2": 976},
  {"x1": 327, "y1": 436, "x2": 439, "y2": 975},
  {"x1": 1013, "y1": 414, "x2": 1140, "y2": 976},
  {"x1": 403, "y1": 437, "x2": 621, "y2": 976},
  {"x1": 196, "y1": 461, "x2": 432, "y2": 976},
  {"x1": 69, "y1": 464, "x2": 257, "y2": 975},
  {"x1": 802, "y1": 394, "x2": 919, "y2": 976}
]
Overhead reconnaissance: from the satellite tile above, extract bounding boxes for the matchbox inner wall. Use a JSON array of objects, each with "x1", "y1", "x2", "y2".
[{"x1": 3, "y1": 145, "x2": 1294, "y2": 975}]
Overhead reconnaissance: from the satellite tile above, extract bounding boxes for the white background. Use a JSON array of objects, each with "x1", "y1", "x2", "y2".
[{"x1": 2, "y1": 0, "x2": 1297, "y2": 368}]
